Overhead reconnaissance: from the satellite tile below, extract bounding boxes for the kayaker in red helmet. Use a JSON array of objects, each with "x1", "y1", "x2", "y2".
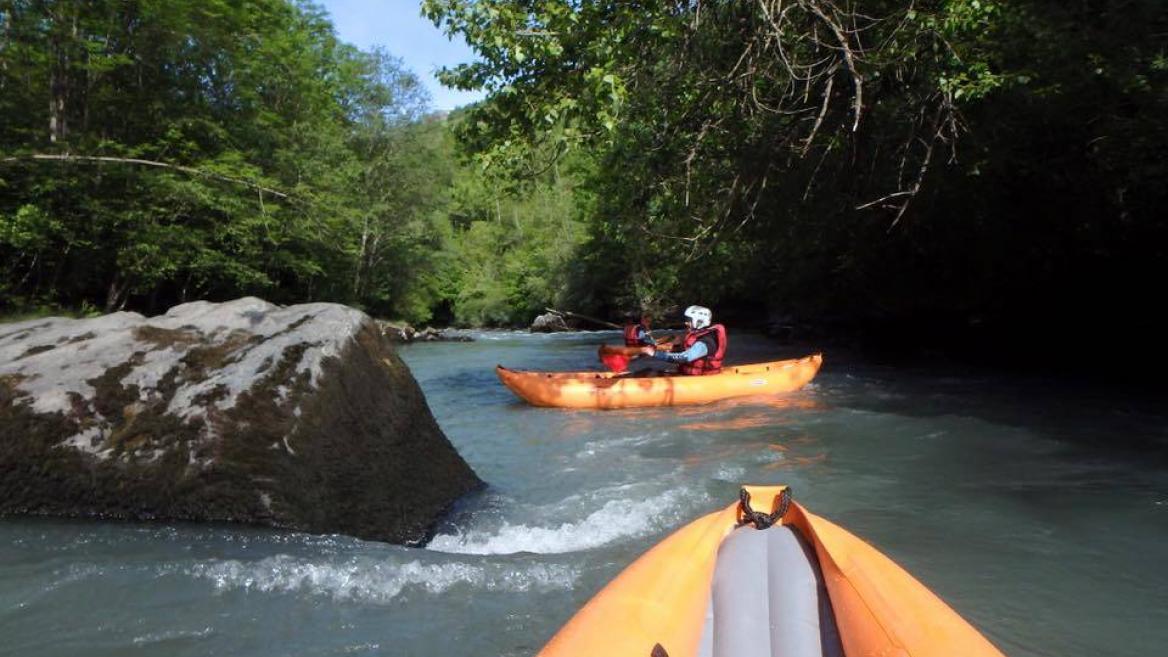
[
  {"x1": 622, "y1": 312, "x2": 658, "y2": 348},
  {"x1": 640, "y1": 305, "x2": 727, "y2": 375}
]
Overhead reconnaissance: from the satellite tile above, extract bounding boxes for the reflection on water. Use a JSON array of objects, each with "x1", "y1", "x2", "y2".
[
  {"x1": 679, "y1": 414, "x2": 780, "y2": 431},
  {"x1": 1, "y1": 330, "x2": 1165, "y2": 657},
  {"x1": 711, "y1": 394, "x2": 828, "y2": 412}
]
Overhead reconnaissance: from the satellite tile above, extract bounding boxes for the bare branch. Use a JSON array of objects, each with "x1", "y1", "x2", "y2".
[
  {"x1": 802, "y1": 62, "x2": 838, "y2": 154},
  {"x1": 1, "y1": 154, "x2": 292, "y2": 199},
  {"x1": 855, "y1": 189, "x2": 915, "y2": 210},
  {"x1": 805, "y1": 0, "x2": 863, "y2": 131}
]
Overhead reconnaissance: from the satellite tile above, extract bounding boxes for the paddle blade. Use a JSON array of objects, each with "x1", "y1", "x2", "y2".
[{"x1": 599, "y1": 352, "x2": 630, "y2": 372}]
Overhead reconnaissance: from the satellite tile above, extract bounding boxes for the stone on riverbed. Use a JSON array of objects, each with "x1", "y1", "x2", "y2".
[
  {"x1": 0, "y1": 298, "x2": 482, "y2": 545},
  {"x1": 377, "y1": 320, "x2": 473, "y2": 343},
  {"x1": 530, "y1": 312, "x2": 573, "y2": 332}
]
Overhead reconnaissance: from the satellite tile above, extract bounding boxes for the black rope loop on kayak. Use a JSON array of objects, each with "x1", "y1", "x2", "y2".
[{"x1": 736, "y1": 487, "x2": 791, "y2": 530}]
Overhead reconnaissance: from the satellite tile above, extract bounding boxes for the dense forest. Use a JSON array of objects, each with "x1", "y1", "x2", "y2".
[
  {"x1": 3, "y1": 1, "x2": 1166, "y2": 364},
  {"x1": 0, "y1": 0, "x2": 587, "y2": 326}
]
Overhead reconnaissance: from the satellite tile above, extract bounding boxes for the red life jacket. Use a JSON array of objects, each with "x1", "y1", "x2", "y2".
[
  {"x1": 679, "y1": 324, "x2": 727, "y2": 375},
  {"x1": 623, "y1": 323, "x2": 642, "y2": 347}
]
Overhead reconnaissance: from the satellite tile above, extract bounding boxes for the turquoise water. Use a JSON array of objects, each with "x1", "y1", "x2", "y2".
[{"x1": 2, "y1": 331, "x2": 1166, "y2": 656}]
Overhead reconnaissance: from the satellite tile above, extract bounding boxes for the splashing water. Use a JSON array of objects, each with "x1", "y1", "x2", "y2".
[{"x1": 190, "y1": 556, "x2": 579, "y2": 604}]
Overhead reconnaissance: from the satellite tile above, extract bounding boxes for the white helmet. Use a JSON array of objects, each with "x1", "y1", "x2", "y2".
[{"x1": 684, "y1": 305, "x2": 712, "y2": 330}]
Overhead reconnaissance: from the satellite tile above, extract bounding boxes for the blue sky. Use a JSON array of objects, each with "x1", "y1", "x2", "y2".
[{"x1": 318, "y1": 0, "x2": 486, "y2": 111}]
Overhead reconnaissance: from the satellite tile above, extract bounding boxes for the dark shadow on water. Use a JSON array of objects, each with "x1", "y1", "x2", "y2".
[{"x1": 816, "y1": 349, "x2": 1168, "y2": 469}]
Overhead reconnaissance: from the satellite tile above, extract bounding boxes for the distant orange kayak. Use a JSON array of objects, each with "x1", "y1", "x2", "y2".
[
  {"x1": 497, "y1": 354, "x2": 822, "y2": 409},
  {"x1": 538, "y1": 485, "x2": 1006, "y2": 657}
]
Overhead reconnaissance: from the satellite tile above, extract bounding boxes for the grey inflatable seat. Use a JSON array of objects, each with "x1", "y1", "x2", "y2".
[{"x1": 696, "y1": 524, "x2": 844, "y2": 657}]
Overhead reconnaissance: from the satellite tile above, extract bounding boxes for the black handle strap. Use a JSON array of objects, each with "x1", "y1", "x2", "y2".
[{"x1": 736, "y1": 487, "x2": 792, "y2": 529}]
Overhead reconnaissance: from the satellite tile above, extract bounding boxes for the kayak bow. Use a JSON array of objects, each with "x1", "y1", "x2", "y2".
[{"x1": 538, "y1": 485, "x2": 1005, "y2": 657}]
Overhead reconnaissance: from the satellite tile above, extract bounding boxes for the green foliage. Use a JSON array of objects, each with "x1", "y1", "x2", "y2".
[
  {"x1": 5, "y1": 0, "x2": 1163, "y2": 339},
  {"x1": 426, "y1": 0, "x2": 1168, "y2": 336},
  {"x1": 0, "y1": 0, "x2": 594, "y2": 326},
  {"x1": 2, "y1": 0, "x2": 373, "y2": 310},
  {"x1": 440, "y1": 146, "x2": 590, "y2": 326}
]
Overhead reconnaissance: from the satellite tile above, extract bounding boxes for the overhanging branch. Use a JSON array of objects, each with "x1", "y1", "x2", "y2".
[{"x1": 0, "y1": 154, "x2": 293, "y2": 199}]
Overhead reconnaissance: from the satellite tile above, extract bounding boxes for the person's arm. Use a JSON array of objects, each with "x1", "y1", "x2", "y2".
[{"x1": 651, "y1": 340, "x2": 708, "y2": 363}]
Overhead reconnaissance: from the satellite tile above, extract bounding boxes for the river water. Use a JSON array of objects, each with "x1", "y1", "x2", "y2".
[{"x1": 2, "y1": 331, "x2": 1166, "y2": 657}]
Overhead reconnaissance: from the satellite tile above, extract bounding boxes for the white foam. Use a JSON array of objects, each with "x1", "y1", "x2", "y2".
[
  {"x1": 427, "y1": 488, "x2": 704, "y2": 555},
  {"x1": 188, "y1": 556, "x2": 577, "y2": 604},
  {"x1": 714, "y1": 465, "x2": 747, "y2": 481},
  {"x1": 341, "y1": 643, "x2": 382, "y2": 654},
  {"x1": 131, "y1": 627, "x2": 214, "y2": 645},
  {"x1": 574, "y1": 433, "x2": 658, "y2": 458}
]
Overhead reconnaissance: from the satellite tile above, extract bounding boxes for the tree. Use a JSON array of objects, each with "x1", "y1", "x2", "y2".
[{"x1": 425, "y1": 0, "x2": 1168, "y2": 349}]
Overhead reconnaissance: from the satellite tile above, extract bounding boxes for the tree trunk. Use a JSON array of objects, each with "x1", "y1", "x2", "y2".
[
  {"x1": 47, "y1": 5, "x2": 77, "y2": 144},
  {"x1": 353, "y1": 216, "x2": 370, "y2": 300},
  {"x1": 105, "y1": 275, "x2": 128, "y2": 313},
  {"x1": 1, "y1": 7, "x2": 10, "y2": 85},
  {"x1": 48, "y1": 32, "x2": 65, "y2": 143}
]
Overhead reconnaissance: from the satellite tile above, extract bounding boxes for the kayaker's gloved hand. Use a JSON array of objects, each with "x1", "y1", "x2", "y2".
[{"x1": 651, "y1": 340, "x2": 709, "y2": 364}]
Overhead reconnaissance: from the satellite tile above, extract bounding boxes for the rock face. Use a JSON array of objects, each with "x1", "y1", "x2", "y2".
[{"x1": 0, "y1": 298, "x2": 482, "y2": 545}]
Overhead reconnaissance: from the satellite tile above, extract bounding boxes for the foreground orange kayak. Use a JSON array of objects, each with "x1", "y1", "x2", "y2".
[
  {"x1": 496, "y1": 353, "x2": 822, "y2": 409},
  {"x1": 538, "y1": 485, "x2": 1005, "y2": 657}
]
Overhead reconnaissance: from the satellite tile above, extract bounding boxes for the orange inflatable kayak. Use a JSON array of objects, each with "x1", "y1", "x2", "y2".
[
  {"x1": 538, "y1": 485, "x2": 1006, "y2": 657},
  {"x1": 496, "y1": 354, "x2": 822, "y2": 409}
]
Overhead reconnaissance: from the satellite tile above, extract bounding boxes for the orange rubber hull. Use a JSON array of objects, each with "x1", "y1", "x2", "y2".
[
  {"x1": 496, "y1": 354, "x2": 823, "y2": 409},
  {"x1": 537, "y1": 485, "x2": 1006, "y2": 657}
]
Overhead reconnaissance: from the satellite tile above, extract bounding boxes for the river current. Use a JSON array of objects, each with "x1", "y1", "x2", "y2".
[{"x1": 2, "y1": 330, "x2": 1166, "y2": 656}]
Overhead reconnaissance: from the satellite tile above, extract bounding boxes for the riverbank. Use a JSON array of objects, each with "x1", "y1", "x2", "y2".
[{"x1": 5, "y1": 303, "x2": 1164, "y2": 387}]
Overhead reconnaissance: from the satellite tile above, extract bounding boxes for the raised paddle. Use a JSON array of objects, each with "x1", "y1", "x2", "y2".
[{"x1": 544, "y1": 307, "x2": 622, "y2": 330}]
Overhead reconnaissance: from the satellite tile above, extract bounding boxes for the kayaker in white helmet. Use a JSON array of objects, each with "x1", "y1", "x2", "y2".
[{"x1": 639, "y1": 305, "x2": 728, "y2": 375}]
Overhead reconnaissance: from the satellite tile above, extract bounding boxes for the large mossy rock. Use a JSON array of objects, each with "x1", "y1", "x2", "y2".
[{"x1": 0, "y1": 298, "x2": 482, "y2": 545}]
